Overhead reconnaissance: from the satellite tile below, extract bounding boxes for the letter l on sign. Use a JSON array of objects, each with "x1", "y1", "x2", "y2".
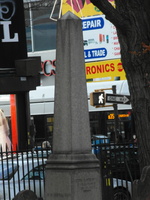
[{"x1": 0, "y1": 21, "x2": 19, "y2": 42}]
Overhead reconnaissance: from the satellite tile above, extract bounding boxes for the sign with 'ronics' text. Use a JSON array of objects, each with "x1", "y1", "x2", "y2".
[
  {"x1": 85, "y1": 59, "x2": 126, "y2": 82},
  {"x1": 0, "y1": 0, "x2": 27, "y2": 68}
]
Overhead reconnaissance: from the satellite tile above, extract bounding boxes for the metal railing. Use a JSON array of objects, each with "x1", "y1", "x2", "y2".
[
  {"x1": 0, "y1": 141, "x2": 140, "y2": 200},
  {"x1": 0, "y1": 146, "x2": 51, "y2": 200},
  {"x1": 92, "y1": 140, "x2": 140, "y2": 200}
]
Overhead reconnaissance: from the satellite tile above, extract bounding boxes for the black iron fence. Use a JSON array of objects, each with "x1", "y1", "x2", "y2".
[
  {"x1": 92, "y1": 140, "x2": 140, "y2": 200},
  {"x1": 0, "y1": 146, "x2": 51, "y2": 200},
  {"x1": 0, "y1": 141, "x2": 140, "y2": 200}
]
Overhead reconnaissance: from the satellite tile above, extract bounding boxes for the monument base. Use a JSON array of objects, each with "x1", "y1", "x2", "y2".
[{"x1": 45, "y1": 154, "x2": 102, "y2": 200}]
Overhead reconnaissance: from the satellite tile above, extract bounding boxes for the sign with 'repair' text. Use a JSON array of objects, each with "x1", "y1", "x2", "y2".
[{"x1": 82, "y1": 15, "x2": 121, "y2": 62}]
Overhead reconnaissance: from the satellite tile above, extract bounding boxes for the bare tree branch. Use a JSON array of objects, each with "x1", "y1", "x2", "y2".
[{"x1": 90, "y1": 0, "x2": 129, "y2": 34}]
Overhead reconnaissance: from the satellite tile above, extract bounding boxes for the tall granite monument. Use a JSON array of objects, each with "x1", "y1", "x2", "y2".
[{"x1": 45, "y1": 12, "x2": 102, "y2": 200}]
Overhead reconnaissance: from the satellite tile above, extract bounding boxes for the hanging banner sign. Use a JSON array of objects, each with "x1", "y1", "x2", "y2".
[{"x1": 62, "y1": 0, "x2": 115, "y2": 18}]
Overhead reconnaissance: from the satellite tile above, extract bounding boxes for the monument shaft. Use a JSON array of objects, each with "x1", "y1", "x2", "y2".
[{"x1": 45, "y1": 12, "x2": 102, "y2": 200}]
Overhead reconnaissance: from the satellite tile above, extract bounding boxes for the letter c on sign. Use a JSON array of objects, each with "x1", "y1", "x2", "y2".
[{"x1": 41, "y1": 60, "x2": 56, "y2": 76}]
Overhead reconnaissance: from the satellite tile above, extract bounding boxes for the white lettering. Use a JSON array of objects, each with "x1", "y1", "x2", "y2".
[
  {"x1": 86, "y1": 21, "x2": 91, "y2": 28},
  {"x1": 96, "y1": 19, "x2": 101, "y2": 27},
  {"x1": 92, "y1": 49, "x2": 106, "y2": 57},
  {"x1": 82, "y1": 21, "x2": 87, "y2": 29},
  {"x1": 0, "y1": 21, "x2": 19, "y2": 42},
  {"x1": 82, "y1": 19, "x2": 102, "y2": 29},
  {"x1": 84, "y1": 52, "x2": 87, "y2": 58}
]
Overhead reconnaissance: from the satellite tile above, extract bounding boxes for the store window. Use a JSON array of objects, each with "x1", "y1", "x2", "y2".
[{"x1": 24, "y1": 0, "x2": 59, "y2": 52}]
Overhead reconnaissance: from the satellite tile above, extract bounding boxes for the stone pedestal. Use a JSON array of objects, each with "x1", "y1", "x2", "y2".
[
  {"x1": 45, "y1": 154, "x2": 101, "y2": 200},
  {"x1": 45, "y1": 12, "x2": 102, "y2": 200}
]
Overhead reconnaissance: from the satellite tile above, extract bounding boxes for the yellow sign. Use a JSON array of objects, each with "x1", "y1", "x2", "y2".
[
  {"x1": 119, "y1": 114, "x2": 130, "y2": 118},
  {"x1": 108, "y1": 114, "x2": 115, "y2": 119},
  {"x1": 108, "y1": 113, "x2": 130, "y2": 119},
  {"x1": 86, "y1": 59, "x2": 126, "y2": 81},
  {"x1": 62, "y1": 0, "x2": 115, "y2": 18}
]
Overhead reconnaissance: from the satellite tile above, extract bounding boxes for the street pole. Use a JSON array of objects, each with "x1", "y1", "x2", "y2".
[{"x1": 112, "y1": 85, "x2": 119, "y2": 143}]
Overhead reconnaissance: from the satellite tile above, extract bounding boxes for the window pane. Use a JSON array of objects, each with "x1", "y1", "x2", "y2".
[
  {"x1": 32, "y1": 8, "x2": 56, "y2": 51},
  {"x1": 24, "y1": 1, "x2": 59, "y2": 52}
]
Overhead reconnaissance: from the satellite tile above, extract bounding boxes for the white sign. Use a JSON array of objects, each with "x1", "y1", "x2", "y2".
[
  {"x1": 82, "y1": 15, "x2": 121, "y2": 62},
  {"x1": 106, "y1": 94, "x2": 130, "y2": 104}
]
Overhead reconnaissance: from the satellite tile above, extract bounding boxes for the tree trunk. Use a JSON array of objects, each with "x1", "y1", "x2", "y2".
[{"x1": 90, "y1": 0, "x2": 150, "y2": 170}]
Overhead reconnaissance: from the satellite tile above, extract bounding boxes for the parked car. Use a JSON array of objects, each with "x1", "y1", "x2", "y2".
[
  {"x1": 113, "y1": 178, "x2": 132, "y2": 200},
  {"x1": 0, "y1": 161, "x2": 46, "y2": 200},
  {"x1": 0, "y1": 151, "x2": 48, "y2": 200}
]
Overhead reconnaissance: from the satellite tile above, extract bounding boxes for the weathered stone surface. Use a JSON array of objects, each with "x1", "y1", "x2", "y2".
[
  {"x1": 53, "y1": 11, "x2": 92, "y2": 154},
  {"x1": 45, "y1": 11, "x2": 102, "y2": 200}
]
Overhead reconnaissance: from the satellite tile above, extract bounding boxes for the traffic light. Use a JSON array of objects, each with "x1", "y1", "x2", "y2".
[{"x1": 90, "y1": 91, "x2": 105, "y2": 106}]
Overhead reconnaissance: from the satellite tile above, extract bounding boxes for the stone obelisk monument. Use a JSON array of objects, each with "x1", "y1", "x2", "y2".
[{"x1": 45, "y1": 12, "x2": 102, "y2": 200}]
